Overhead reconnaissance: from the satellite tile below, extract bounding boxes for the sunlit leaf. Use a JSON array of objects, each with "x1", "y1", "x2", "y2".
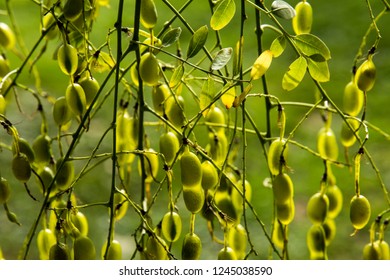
[
  {"x1": 282, "y1": 56, "x2": 307, "y2": 91},
  {"x1": 200, "y1": 76, "x2": 215, "y2": 116},
  {"x1": 187, "y1": 25, "x2": 208, "y2": 59},
  {"x1": 233, "y1": 37, "x2": 244, "y2": 76},
  {"x1": 271, "y1": 0, "x2": 296, "y2": 20},
  {"x1": 169, "y1": 63, "x2": 184, "y2": 88},
  {"x1": 210, "y1": 0, "x2": 236, "y2": 31},
  {"x1": 250, "y1": 50, "x2": 273, "y2": 80},
  {"x1": 294, "y1": 34, "x2": 331, "y2": 60},
  {"x1": 270, "y1": 35, "x2": 286, "y2": 58},
  {"x1": 161, "y1": 27, "x2": 182, "y2": 47},
  {"x1": 211, "y1": 47, "x2": 232, "y2": 71},
  {"x1": 307, "y1": 58, "x2": 330, "y2": 82},
  {"x1": 221, "y1": 84, "x2": 236, "y2": 109}
]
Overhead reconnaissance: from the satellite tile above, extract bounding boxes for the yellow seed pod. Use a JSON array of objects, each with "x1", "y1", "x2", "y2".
[
  {"x1": 182, "y1": 185, "x2": 205, "y2": 214},
  {"x1": 200, "y1": 160, "x2": 219, "y2": 191},
  {"x1": 138, "y1": 148, "x2": 159, "y2": 184},
  {"x1": 182, "y1": 233, "x2": 202, "y2": 260},
  {"x1": 363, "y1": 242, "x2": 382, "y2": 260},
  {"x1": 276, "y1": 197, "x2": 295, "y2": 225},
  {"x1": 317, "y1": 127, "x2": 339, "y2": 161},
  {"x1": 355, "y1": 55, "x2": 376, "y2": 92},
  {"x1": 340, "y1": 118, "x2": 360, "y2": 148},
  {"x1": 307, "y1": 192, "x2": 329, "y2": 225},
  {"x1": 57, "y1": 43, "x2": 78, "y2": 76},
  {"x1": 180, "y1": 148, "x2": 202, "y2": 188},
  {"x1": 268, "y1": 138, "x2": 288, "y2": 175},
  {"x1": 272, "y1": 220, "x2": 287, "y2": 249},
  {"x1": 326, "y1": 184, "x2": 343, "y2": 219},
  {"x1": 231, "y1": 179, "x2": 252, "y2": 212},
  {"x1": 101, "y1": 239, "x2": 122, "y2": 260},
  {"x1": 145, "y1": 234, "x2": 169, "y2": 260},
  {"x1": 0, "y1": 22, "x2": 15, "y2": 50},
  {"x1": 161, "y1": 211, "x2": 182, "y2": 242},
  {"x1": 374, "y1": 240, "x2": 389, "y2": 260},
  {"x1": 307, "y1": 224, "x2": 327, "y2": 260},
  {"x1": 217, "y1": 246, "x2": 237, "y2": 260},
  {"x1": 272, "y1": 172, "x2": 294, "y2": 204},
  {"x1": 349, "y1": 194, "x2": 371, "y2": 230},
  {"x1": 343, "y1": 81, "x2": 364, "y2": 117},
  {"x1": 140, "y1": 0, "x2": 158, "y2": 30},
  {"x1": 152, "y1": 84, "x2": 170, "y2": 115},
  {"x1": 228, "y1": 224, "x2": 247, "y2": 260},
  {"x1": 37, "y1": 228, "x2": 57, "y2": 260},
  {"x1": 139, "y1": 52, "x2": 160, "y2": 86},
  {"x1": 292, "y1": 1, "x2": 313, "y2": 35}
]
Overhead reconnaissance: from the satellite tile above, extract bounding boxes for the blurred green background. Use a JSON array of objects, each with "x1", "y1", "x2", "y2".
[{"x1": 0, "y1": 0, "x2": 389, "y2": 260}]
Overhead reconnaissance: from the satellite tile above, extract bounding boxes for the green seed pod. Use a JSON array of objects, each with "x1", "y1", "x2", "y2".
[
  {"x1": 57, "y1": 43, "x2": 78, "y2": 76},
  {"x1": 32, "y1": 134, "x2": 52, "y2": 165},
  {"x1": 145, "y1": 234, "x2": 169, "y2": 260},
  {"x1": 0, "y1": 177, "x2": 11, "y2": 204},
  {"x1": 0, "y1": 54, "x2": 10, "y2": 77},
  {"x1": 182, "y1": 233, "x2": 202, "y2": 260},
  {"x1": 0, "y1": 94, "x2": 5, "y2": 114},
  {"x1": 140, "y1": 0, "x2": 158, "y2": 29},
  {"x1": 12, "y1": 153, "x2": 32, "y2": 182},
  {"x1": 322, "y1": 218, "x2": 336, "y2": 246},
  {"x1": 343, "y1": 81, "x2": 364, "y2": 117},
  {"x1": 49, "y1": 243, "x2": 69, "y2": 260},
  {"x1": 0, "y1": 22, "x2": 15, "y2": 50},
  {"x1": 165, "y1": 95, "x2": 186, "y2": 129},
  {"x1": 159, "y1": 131, "x2": 180, "y2": 166},
  {"x1": 55, "y1": 157, "x2": 75, "y2": 191},
  {"x1": 152, "y1": 83, "x2": 170, "y2": 115},
  {"x1": 363, "y1": 242, "x2": 382, "y2": 260},
  {"x1": 113, "y1": 189, "x2": 129, "y2": 221},
  {"x1": 180, "y1": 148, "x2": 202, "y2": 188},
  {"x1": 36, "y1": 166, "x2": 55, "y2": 195},
  {"x1": 355, "y1": 56, "x2": 376, "y2": 92},
  {"x1": 272, "y1": 172, "x2": 294, "y2": 204},
  {"x1": 228, "y1": 224, "x2": 247, "y2": 260},
  {"x1": 65, "y1": 83, "x2": 87, "y2": 117},
  {"x1": 41, "y1": 13, "x2": 58, "y2": 40},
  {"x1": 317, "y1": 127, "x2": 339, "y2": 161},
  {"x1": 207, "y1": 131, "x2": 228, "y2": 167},
  {"x1": 231, "y1": 179, "x2": 252, "y2": 213},
  {"x1": 138, "y1": 148, "x2": 159, "y2": 183},
  {"x1": 276, "y1": 198, "x2": 295, "y2": 225},
  {"x1": 183, "y1": 185, "x2": 205, "y2": 214},
  {"x1": 307, "y1": 224, "x2": 327, "y2": 260},
  {"x1": 63, "y1": 0, "x2": 83, "y2": 22},
  {"x1": 161, "y1": 211, "x2": 182, "y2": 242},
  {"x1": 101, "y1": 239, "x2": 122, "y2": 260},
  {"x1": 268, "y1": 138, "x2": 288, "y2": 175},
  {"x1": 205, "y1": 106, "x2": 225, "y2": 133},
  {"x1": 53, "y1": 96, "x2": 73, "y2": 126},
  {"x1": 139, "y1": 52, "x2": 160, "y2": 86},
  {"x1": 37, "y1": 228, "x2": 56, "y2": 260},
  {"x1": 340, "y1": 118, "x2": 360, "y2": 147},
  {"x1": 272, "y1": 220, "x2": 287, "y2": 249},
  {"x1": 200, "y1": 160, "x2": 219, "y2": 191},
  {"x1": 374, "y1": 240, "x2": 390, "y2": 260},
  {"x1": 215, "y1": 190, "x2": 240, "y2": 226},
  {"x1": 218, "y1": 246, "x2": 237, "y2": 260},
  {"x1": 307, "y1": 192, "x2": 329, "y2": 225},
  {"x1": 12, "y1": 137, "x2": 35, "y2": 163},
  {"x1": 292, "y1": 1, "x2": 313, "y2": 35},
  {"x1": 350, "y1": 194, "x2": 371, "y2": 230},
  {"x1": 71, "y1": 211, "x2": 89, "y2": 236},
  {"x1": 79, "y1": 76, "x2": 100, "y2": 108},
  {"x1": 73, "y1": 235, "x2": 96, "y2": 260},
  {"x1": 326, "y1": 184, "x2": 343, "y2": 219}
]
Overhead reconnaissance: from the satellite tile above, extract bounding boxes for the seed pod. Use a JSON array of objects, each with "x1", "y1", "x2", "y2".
[
  {"x1": 228, "y1": 224, "x2": 247, "y2": 260},
  {"x1": 272, "y1": 220, "x2": 287, "y2": 249},
  {"x1": 307, "y1": 192, "x2": 329, "y2": 225},
  {"x1": 49, "y1": 243, "x2": 69, "y2": 260},
  {"x1": 101, "y1": 239, "x2": 122, "y2": 260},
  {"x1": 0, "y1": 177, "x2": 11, "y2": 204},
  {"x1": 343, "y1": 81, "x2": 364, "y2": 117},
  {"x1": 138, "y1": 148, "x2": 159, "y2": 183},
  {"x1": 183, "y1": 185, "x2": 205, "y2": 214},
  {"x1": 0, "y1": 94, "x2": 5, "y2": 114},
  {"x1": 71, "y1": 211, "x2": 89, "y2": 236},
  {"x1": 152, "y1": 83, "x2": 170, "y2": 115},
  {"x1": 73, "y1": 235, "x2": 96, "y2": 260},
  {"x1": 231, "y1": 179, "x2": 252, "y2": 212},
  {"x1": 207, "y1": 132, "x2": 228, "y2": 167},
  {"x1": 140, "y1": 0, "x2": 158, "y2": 29},
  {"x1": 41, "y1": 13, "x2": 58, "y2": 40},
  {"x1": 12, "y1": 154, "x2": 32, "y2": 182},
  {"x1": 12, "y1": 137, "x2": 35, "y2": 163},
  {"x1": 36, "y1": 166, "x2": 55, "y2": 195},
  {"x1": 0, "y1": 54, "x2": 10, "y2": 76},
  {"x1": 145, "y1": 234, "x2": 169, "y2": 260},
  {"x1": 326, "y1": 184, "x2": 343, "y2": 219},
  {"x1": 32, "y1": 134, "x2": 52, "y2": 165},
  {"x1": 200, "y1": 160, "x2": 219, "y2": 191},
  {"x1": 112, "y1": 189, "x2": 129, "y2": 221},
  {"x1": 322, "y1": 218, "x2": 336, "y2": 246},
  {"x1": 268, "y1": 138, "x2": 288, "y2": 176},
  {"x1": 205, "y1": 106, "x2": 225, "y2": 133},
  {"x1": 182, "y1": 233, "x2": 202, "y2": 260},
  {"x1": 161, "y1": 211, "x2": 182, "y2": 242},
  {"x1": 165, "y1": 95, "x2": 186, "y2": 129},
  {"x1": 276, "y1": 198, "x2": 295, "y2": 225},
  {"x1": 215, "y1": 190, "x2": 240, "y2": 226},
  {"x1": 65, "y1": 83, "x2": 87, "y2": 117},
  {"x1": 180, "y1": 148, "x2": 202, "y2": 188},
  {"x1": 63, "y1": 0, "x2": 83, "y2": 22},
  {"x1": 317, "y1": 127, "x2": 338, "y2": 161},
  {"x1": 53, "y1": 96, "x2": 73, "y2": 127},
  {"x1": 374, "y1": 240, "x2": 390, "y2": 260},
  {"x1": 340, "y1": 118, "x2": 360, "y2": 147},
  {"x1": 355, "y1": 56, "x2": 376, "y2": 92},
  {"x1": 57, "y1": 43, "x2": 78, "y2": 76},
  {"x1": 79, "y1": 76, "x2": 100, "y2": 108},
  {"x1": 159, "y1": 131, "x2": 180, "y2": 166},
  {"x1": 55, "y1": 157, "x2": 74, "y2": 191},
  {"x1": 37, "y1": 228, "x2": 56, "y2": 260},
  {"x1": 307, "y1": 224, "x2": 327, "y2": 260},
  {"x1": 0, "y1": 22, "x2": 15, "y2": 50},
  {"x1": 363, "y1": 242, "x2": 382, "y2": 260},
  {"x1": 139, "y1": 52, "x2": 160, "y2": 86},
  {"x1": 350, "y1": 194, "x2": 371, "y2": 230},
  {"x1": 218, "y1": 246, "x2": 237, "y2": 260},
  {"x1": 272, "y1": 172, "x2": 294, "y2": 204},
  {"x1": 292, "y1": 1, "x2": 313, "y2": 35}
]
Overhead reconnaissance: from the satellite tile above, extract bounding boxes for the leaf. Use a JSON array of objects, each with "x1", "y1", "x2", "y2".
[
  {"x1": 210, "y1": 0, "x2": 236, "y2": 31},
  {"x1": 270, "y1": 35, "x2": 286, "y2": 58},
  {"x1": 233, "y1": 37, "x2": 244, "y2": 76},
  {"x1": 307, "y1": 58, "x2": 330, "y2": 82},
  {"x1": 187, "y1": 25, "x2": 208, "y2": 59},
  {"x1": 221, "y1": 83, "x2": 236, "y2": 109},
  {"x1": 271, "y1": 0, "x2": 296, "y2": 20},
  {"x1": 250, "y1": 50, "x2": 273, "y2": 80},
  {"x1": 211, "y1": 47, "x2": 232, "y2": 71},
  {"x1": 161, "y1": 27, "x2": 182, "y2": 47},
  {"x1": 294, "y1": 34, "x2": 331, "y2": 60},
  {"x1": 169, "y1": 63, "x2": 184, "y2": 88},
  {"x1": 200, "y1": 76, "x2": 215, "y2": 116},
  {"x1": 282, "y1": 56, "x2": 307, "y2": 91}
]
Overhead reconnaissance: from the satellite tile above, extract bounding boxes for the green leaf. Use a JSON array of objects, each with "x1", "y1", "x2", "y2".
[
  {"x1": 233, "y1": 37, "x2": 244, "y2": 76},
  {"x1": 187, "y1": 25, "x2": 208, "y2": 59},
  {"x1": 270, "y1": 35, "x2": 286, "y2": 58},
  {"x1": 161, "y1": 27, "x2": 182, "y2": 47},
  {"x1": 271, "y1": 0, "x2": 296, "y2": 20},
  {"x1": 200, "y1": 76, "x2": 215, "y2": 116},
  {"x1": 307, "y1": 58, "x2": 330, "y2": 82},
  {"x1": 282, "y1": 56, "x2": 307, "y2": 91},
  {"x1": 210, "y1": 0, "x2": 236, "y2": 31},
  {"x1": 211, "y1": 47, "x2": 232, "y2": 71},
  {"x1": 294, "y1": 34, "x2": 331, "y2": 60},
  {"x1": 169, "y1": 63, "x2": 184, "y2": 88}
]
